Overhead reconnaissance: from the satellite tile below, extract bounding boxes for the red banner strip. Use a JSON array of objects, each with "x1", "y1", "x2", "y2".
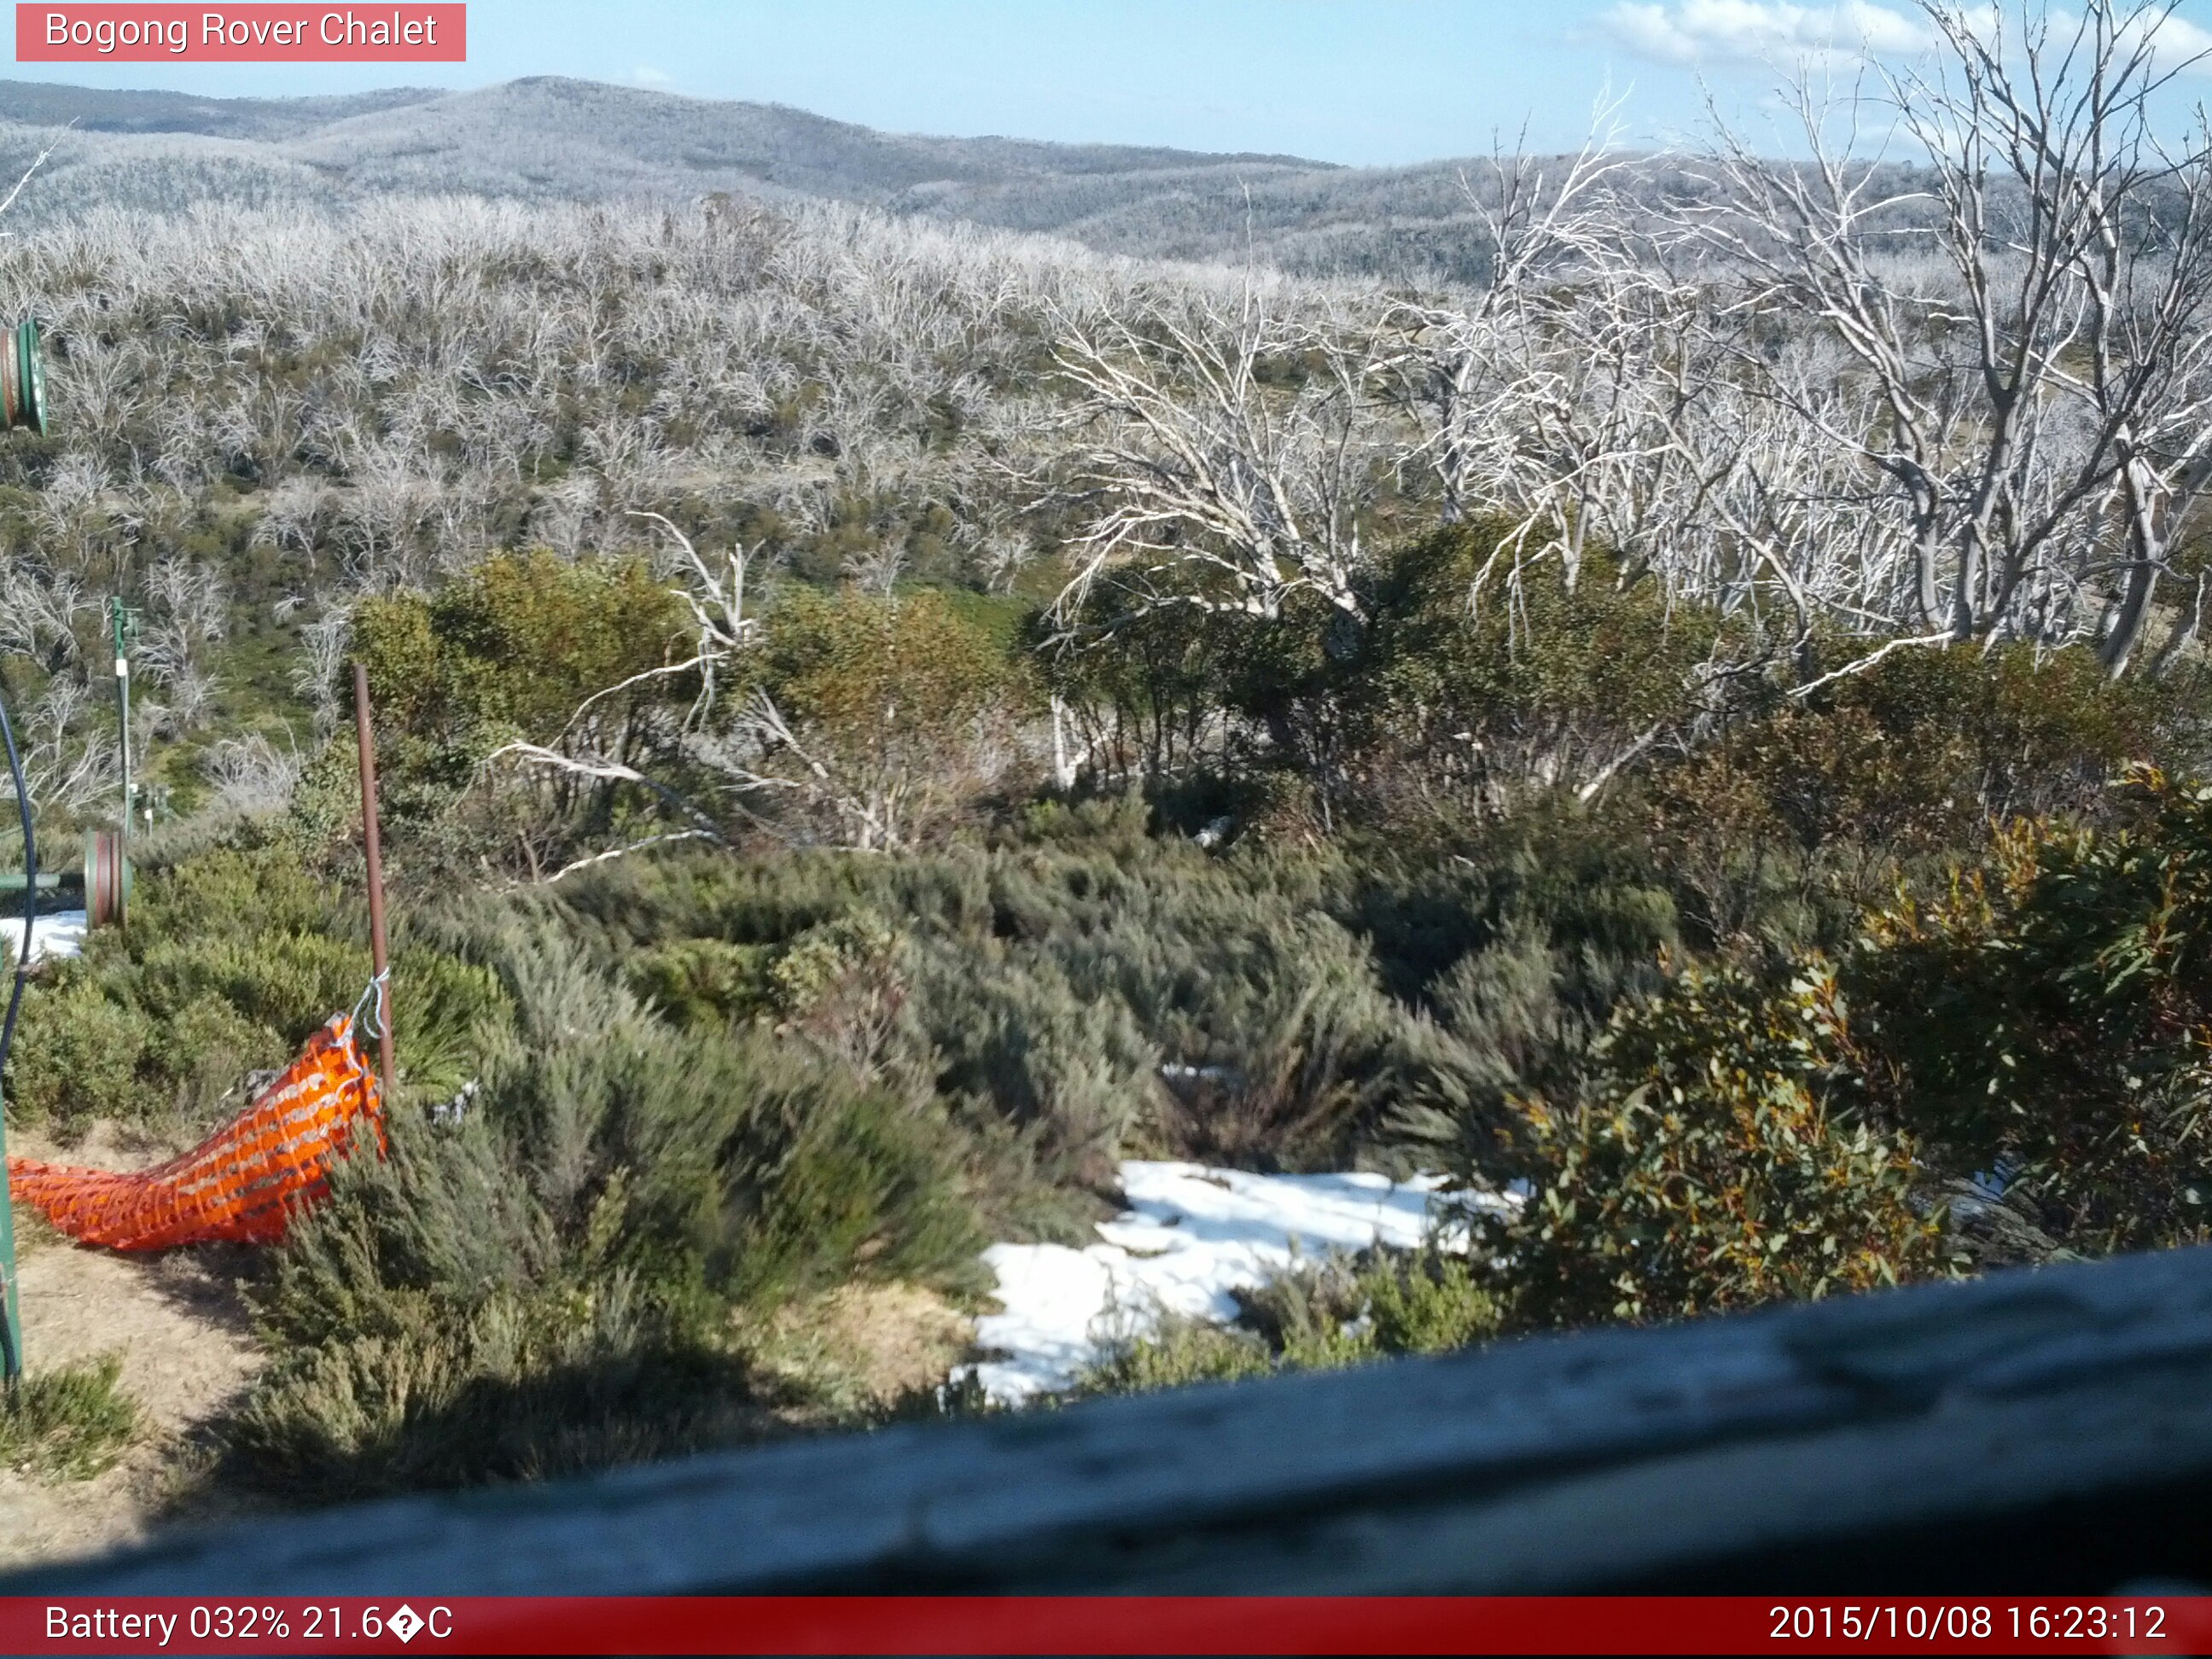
[
  {"x1": 15, "y1": 5, "x2": 465, "y2": 62},
  {"x1": 3, "y1": 1597, "x2": 2211, "y2": 1655}
]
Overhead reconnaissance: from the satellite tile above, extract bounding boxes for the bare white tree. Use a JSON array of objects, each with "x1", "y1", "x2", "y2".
[
  {"x1": 1047, "y1": 283, "x2": 1388, "y2": 641},
  {"x1": 1688, "y1": 0, "x2": 2212, "y2": 671},
  {"x1": 1375, "y1": 105, "x2": 1636, "y2": 556},
  {"x1": 202, "y1": 731, "x2": 304, "y2": 816}
]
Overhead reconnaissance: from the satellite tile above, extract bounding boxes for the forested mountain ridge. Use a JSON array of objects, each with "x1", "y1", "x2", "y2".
[
  {"x1": 0, "y1": 76, "x2": 1326, "y2": 196},
  {"x1": 0, "y1": 74, "x2": 1324, "y2": 174},
  {"x1": 0, "y1": 79, "x2": 440, "y2": 138},
  {"x1": 0, "y1": 75, "x2": 1557, "y2": 277}
]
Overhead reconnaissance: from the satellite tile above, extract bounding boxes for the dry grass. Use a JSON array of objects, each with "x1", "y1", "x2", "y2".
[{"x1": 744, "y1": 1282, "x2": 975, "y2": 1420}]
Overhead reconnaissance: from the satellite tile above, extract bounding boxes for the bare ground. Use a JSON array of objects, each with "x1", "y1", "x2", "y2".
[{"x1": 0, "y1": 1125, "x2": 268, "y2": 1572}]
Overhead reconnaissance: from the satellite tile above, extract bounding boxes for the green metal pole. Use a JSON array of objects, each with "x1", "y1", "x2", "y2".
[
  {"x1": 0, "y1": 873, "x2": 76, "y2": 895},
  {"x1": 112, "y1": 598, "x2": 131, "y2": 861}
]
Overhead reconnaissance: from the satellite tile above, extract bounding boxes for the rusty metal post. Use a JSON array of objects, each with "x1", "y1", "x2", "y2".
[{"x1": 351, "y1": 661, "x2": 397, "y2": 1101}]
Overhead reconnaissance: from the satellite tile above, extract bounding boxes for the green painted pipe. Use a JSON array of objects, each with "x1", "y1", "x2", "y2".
[
  {"x1": 0, "y1": 872, "x2": 79, "y2": 895},
  {"x1": 1, "y1": 321, "x2": 45, "y2": 434},
  {"x1": 0, "y1": 835, "x2": 127, "y2": 923}
]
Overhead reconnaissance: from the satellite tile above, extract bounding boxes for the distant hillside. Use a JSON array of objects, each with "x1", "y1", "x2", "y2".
[
  {"x1": 280, "y1": 77, "x2": 1330, "y2": 201},
  {"x1": 0, "y1": 75, "x2": 1543, "y2": 280},
  {"x1": 0, "y1": 79, "x2": 439, "y2": 139}
]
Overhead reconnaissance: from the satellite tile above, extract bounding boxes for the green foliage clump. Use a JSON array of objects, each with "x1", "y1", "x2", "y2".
[
  {"x1": 556, "y1": 796, "x2": 1703, "y2": 1235},
  {"x1": 226, "y1": 1278, "x2": 759, "y2": 1500},
  {"x1": 353, "y1": 550, "x2": 693, "y2": 769},
  {"x1": 567, "y1": 836, "x2": 1441, "y2": 1190},
  {"x1": 1360, "y1": 1249, "x2": 1501, "y2": 1353},
  {"x1": 1426, "y1": 765, "x2": 2212, "y2": 1312},
  {"x1": 1488, "y1": 963, "x2": 1947, "y2": 1327},
  {"x1": 0, "y1": 1356, "x2": 139, "y2": 1482},
  {"x1": 1074, "y1": 1242, "x2": 1503, "y2": 1399},
  {"x1": 710, "y1": 1051, "x2": 984, "y2": 1308},
  {"x1": 348, "y1": 551, "x2": 698, "y2": 870},
  {"x1": 624, "y1": 937, "x2": 777, "y2": 1029},
  {"x1": 763, "y1": 911, "x2": 907, "y2": 1073},
  {"x1": 752, "y1": 585, "x2": 1033, "y2": 848},
  {"x1": 1035, "y1": 598, "x2": 1248, "y2": 783},
  {"x1": 1848, "y1": 770, "x2": 2212, "y2": 1254},
  {"x1": 3, "y1": 843, "x2": 509, "y2": 1133},
  {"x1": 4, "y1": 978, "x2": 148, "y2": 1127},
  {"x1": 1045, "y1": 521, "x2": 1723, "y2": 826},
  {"x1": 1074, "y1": 1318, "x2": 1278, "y2": 1394},
  {"x1": 1236, "y1": 1243, "x2": 1502, "y2": 1365},
  {"x1": 1349, "y1": 527, "x2": 1720, "y2": 790},
  {"x1": 1649, "y1": 643, "x2": 2173, "y2": 931},
  {"x1": 764, "y1": 586, "x2": 1023, "y2": 744}
]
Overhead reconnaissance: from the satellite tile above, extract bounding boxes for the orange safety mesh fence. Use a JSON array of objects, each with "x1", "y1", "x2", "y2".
[{"x1": 7, "y1": 1012, "x2": 385, "y2": 1250}]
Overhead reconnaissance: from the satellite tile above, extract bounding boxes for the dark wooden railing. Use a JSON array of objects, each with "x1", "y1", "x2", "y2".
[{"x1": 14, "y1": 1243, "x2": 2212, "y2": 1594}]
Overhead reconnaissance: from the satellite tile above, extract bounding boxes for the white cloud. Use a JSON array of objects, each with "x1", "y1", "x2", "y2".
[
  {"x1": 1598, "y1": 0, "x2": 1930, "y2": 67},
  {"x1": 630, "y1": 65, "x2": 674, "y2": 88},
  {"x1": 1601, "y1": 1, "x2": 2212, "y2": 77},
  {"x1": 2123, "y1": 9, "x2": 2212, "y2": 73}
]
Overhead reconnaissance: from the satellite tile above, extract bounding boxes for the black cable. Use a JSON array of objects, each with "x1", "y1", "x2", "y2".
[
  {"x1": 0, "y1": 690, "x2": 31, "y2": 1387},
  {"x1": 0, "y1": 693, "x2": 33, "y2": 1079}
]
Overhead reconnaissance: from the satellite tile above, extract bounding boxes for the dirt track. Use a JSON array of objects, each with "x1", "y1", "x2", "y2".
[{"x1": 0, "y1": 1127, "x2": 267, "y2": 1572}]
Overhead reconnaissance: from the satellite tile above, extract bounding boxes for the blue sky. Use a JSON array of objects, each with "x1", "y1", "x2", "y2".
[{"x1": 10, "y1": 2, "x2": 2211, "y2": 166}]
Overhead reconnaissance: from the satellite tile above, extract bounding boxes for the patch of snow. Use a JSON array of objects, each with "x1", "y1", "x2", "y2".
[
  {"x1": 1191, "y1": 815, "x2": 1237, "y2": 850},
  {"x1": 968, "y1": 1160, "x2": 1513, "y2": 1404},
  {"x1": 0, "y1": 909, "x2": 85, "y2": 964}
]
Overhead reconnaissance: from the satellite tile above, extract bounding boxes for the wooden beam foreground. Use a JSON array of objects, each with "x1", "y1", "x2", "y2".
[{"x1": 15, "y1": 1244, "x2": 2212, "y2": 1595}]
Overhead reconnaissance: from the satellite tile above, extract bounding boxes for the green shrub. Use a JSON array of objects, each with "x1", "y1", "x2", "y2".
[
  {"x1": 234, "y1": 925, "x2": 985, "y2": 1497},
  {"x1": 0, "y1": 1355, "x2": 139, "y2": 1481},
  {"x1": 718, "y1": 1076, "x2": 984, "y2": 1307},
  {"x1": 1036, "y1": 595, "x2": 1245, "y2": 784},
  {"x1": 154, "y1": 994, "x2": 288, "y2": 1125},
  {"x1": 911, "y1": 946, "x2": 1157, "y2": 1192},
  {"x1": 564, "y1": 838, "x2": 1433, "y2": 1182},
  {"x1": 765, "y1": 912, "x2": 908, "y2": 1074},
  {"x1": 323, "y1": 552, "x2": 709, "y2": 882},
  {"x1": 359, "y1": 552, "x2": 695, "y2": 748},
  {"x1": 624, "y1": 938, "x2": 776, "y2": 1028},
  {"x1": 225, "y1": 1280, "x2": 760, "y2": 1501},
  {"x1": 1048, "y1": 519, "x2": 1727, "y2": 828},
  {"x1": 1848, "y1": 771, "x2": 2212, "y2": 1253},
  {"x1": 1487, "y1": 963, "x2": 1949, "y2": 1327},
  {"x1": 1074, "y1": 1318, "x2": 1276, "y2": 1395},
  {"x1": 1348, "y1": 527, "x2": 1721, "y2": 800},
  {"x1": 135, "y1": 931, "x2": 364, "y2": 1043},
  {"x1": 1074, "y1": 1243, "x2": 1503, "y2": 1402},
  {"x1": 1353, "y1": 819, "x2": 1679, "y2": 1176},
  {"x1": 3, "y1": 842, "x2": 511, "y2": 1132},
  {"x1": 1237, "y1": 1243, "x2": 1502, "y2": 1365},
  {"x1": 560, "y1": 812, "x2": 1678, "y2": 1202},
  {"x1": 1646, "y1": 642, "x2": 2175, "y2": 928},
  {"x1": 1364, "y1": 1249, "x2": 1501, "y2": 1353},
  {"x1": 3, "y1": 976, "x2": 148, "y2": 1129},
  {"x1": 748, "y1": 585, "x2": 1031, "y2": 848},
  {"x1": 385, "y1": 946, "x2": 514, "y2": 1104}
]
